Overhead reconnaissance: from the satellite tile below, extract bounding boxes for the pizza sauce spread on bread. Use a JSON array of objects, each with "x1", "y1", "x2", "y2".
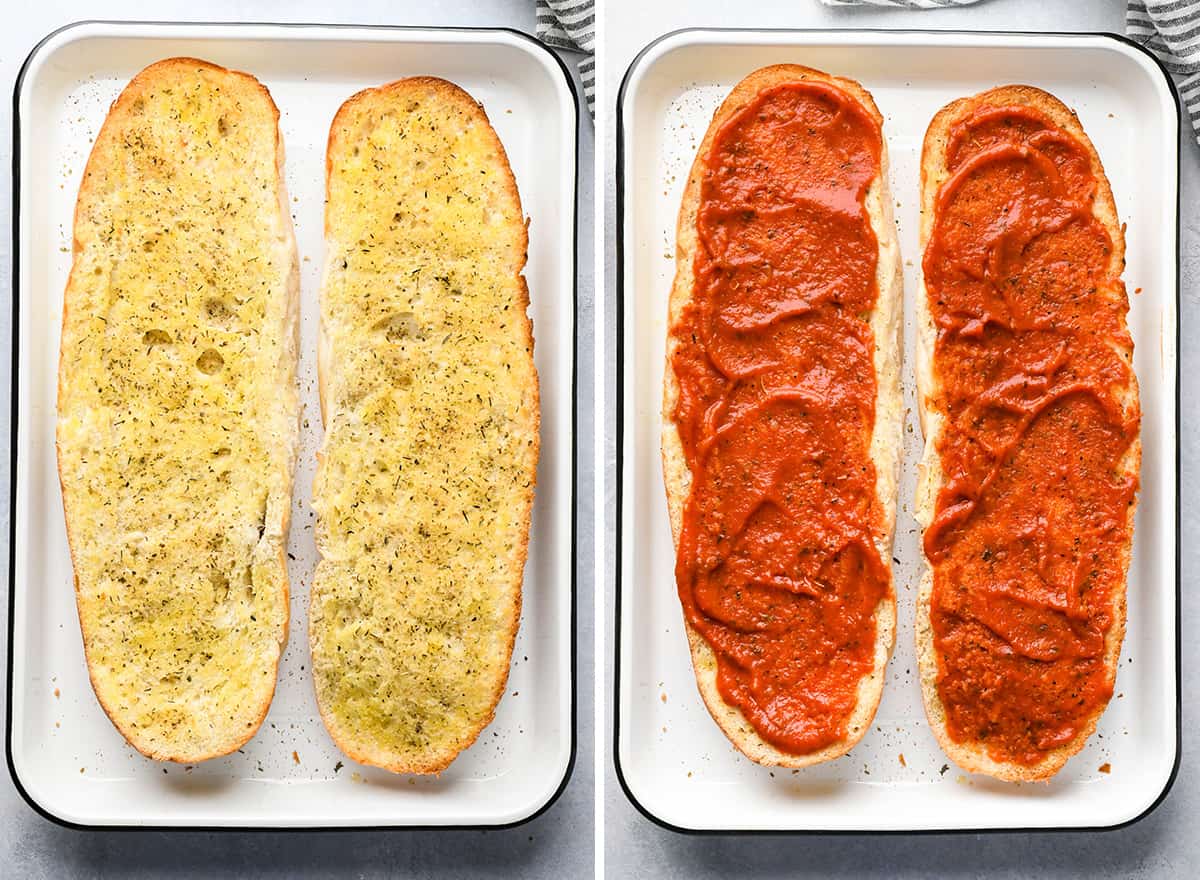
[
  {"x1": 922, "y1": 106, "x2": 1139, "y2": 766},
  {"x1": 669, "y1": 82, "x2": 890, "y2": 755}
]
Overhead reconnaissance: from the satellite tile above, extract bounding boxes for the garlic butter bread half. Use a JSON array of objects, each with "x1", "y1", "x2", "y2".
[
  {"x1": 56, "y1": 58, "x2": 299, "y2": 762},
  {"x1": 311, "y1": 77, "x2": 539, "y2": 775}
]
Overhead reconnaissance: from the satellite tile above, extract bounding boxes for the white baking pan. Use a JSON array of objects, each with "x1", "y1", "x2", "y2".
[
  {"x1": 9, "y1": 20, "x2": 578, "y2": 829},
  {"x1": 616, "y1": 29, "x2": 1179, "y2": 833}
]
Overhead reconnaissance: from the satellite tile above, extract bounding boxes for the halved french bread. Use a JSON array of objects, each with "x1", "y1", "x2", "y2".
[
  {"x1": 310, "y1": 78, "x2": 539, "y2": 774},
  {"x1": 57, "y1": 58, "x2": 299, "y2": 762},
  {"x1": 662, "y1": 64, "x2": 902, "y2": 768},
  {"x1": 915, "y1": 85, "x2": 1140, "y2": 781}
]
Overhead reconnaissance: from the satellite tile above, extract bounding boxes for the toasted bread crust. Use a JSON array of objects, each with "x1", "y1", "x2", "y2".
[
  {"x1": 57, "y1": 58, "x2": 299, "y2": 763},
  {"x1": 311, "y1": 77, "x2": 537, "y2": 775},
  {"x1": 915, "y1": 85, "x2": 1139, "y2": 782},
  {"x1": 661, "y1": 65, "x2": 902, "y2": 768}
]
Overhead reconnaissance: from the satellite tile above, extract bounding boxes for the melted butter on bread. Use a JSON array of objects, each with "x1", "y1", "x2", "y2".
[
  {"x1": 57, "y1": 59, "x2": 298, "y2": 762},
  {"x1": 311, "y1": 78, "x2": 538, "y2": 774}
]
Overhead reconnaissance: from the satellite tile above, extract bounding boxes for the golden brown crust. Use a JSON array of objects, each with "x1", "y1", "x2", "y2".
[
  {"x1": 57, "y1": 58, "x2": 297, "y2": 763},
  {"x1": 312, "y1": 76, "x2": 537, "y2": 775},
  {"x1": 661, "y1": 64, "x2": 902, "y2": 768},
  {"x1": 915, "y1": 85, "x2": 1138, "y2": 782}
]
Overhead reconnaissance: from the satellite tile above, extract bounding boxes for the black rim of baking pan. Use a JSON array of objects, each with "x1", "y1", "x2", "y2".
[
  {"x1": 7, "y1": 19, "x2": 581, "y2": 833},
  {"x1": 613, "y1": 26, "x2": 1183, "y2": 836}
]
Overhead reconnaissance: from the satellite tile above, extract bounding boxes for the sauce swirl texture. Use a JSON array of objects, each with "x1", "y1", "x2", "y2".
[
  {"x1": 922, "y1": 104, "x2": 1139, "y2": 766},
  {"x1": 670, "y1": 82, "x2": 890, "y2": 755}
]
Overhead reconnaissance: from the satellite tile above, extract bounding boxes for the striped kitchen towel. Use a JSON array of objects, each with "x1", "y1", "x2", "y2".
[
  {"x1": 823, "y1": 0, "x2": 1200, "y2": 144},
  {"x1": 536, "y1": 0, "x2": 595, "y2": 116}
]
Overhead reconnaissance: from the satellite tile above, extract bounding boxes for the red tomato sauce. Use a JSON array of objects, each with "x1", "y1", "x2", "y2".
[
  {"x1": 669, "y1": 82, "x2": 891, "y2": 755},
  {"x1": 922, "y1": 104, "x2": 1139, "y2": 766}
]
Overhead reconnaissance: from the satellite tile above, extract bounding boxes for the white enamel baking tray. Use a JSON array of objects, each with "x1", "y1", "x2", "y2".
[
  {"x1": 616, "y1": 29, "x2": 1179, "y2": 833},
  {"x1": 9, "y1": 21, "x2": 577, "y2": 829}
]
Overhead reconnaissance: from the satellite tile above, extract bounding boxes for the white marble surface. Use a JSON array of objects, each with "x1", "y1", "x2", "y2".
[
  {"x1": 602, "y1": 0, "x2": 1197, "y2": 876},
  {"x1": 0, "y1": 2, "x2": 595, "y2": 877}
]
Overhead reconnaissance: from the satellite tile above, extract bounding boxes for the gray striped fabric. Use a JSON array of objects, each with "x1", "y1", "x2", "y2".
[
  {"x1": 823, "y1": 0, "x2": 1200, "y2": 144},
  {"x1": 1128, "y1": 0, "x2": 1200, "y2": 142},
  {"x1": 536, "y1": 0, "x2": 595, "y2": 116}
]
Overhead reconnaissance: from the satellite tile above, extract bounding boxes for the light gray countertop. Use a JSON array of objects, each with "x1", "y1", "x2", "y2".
[
  {"x1": 602, "y1": 0, "x2": 1195, "y2": 877},
  {"x1": 0, "y1": 2, "x2": 595, "y2": 878}
]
